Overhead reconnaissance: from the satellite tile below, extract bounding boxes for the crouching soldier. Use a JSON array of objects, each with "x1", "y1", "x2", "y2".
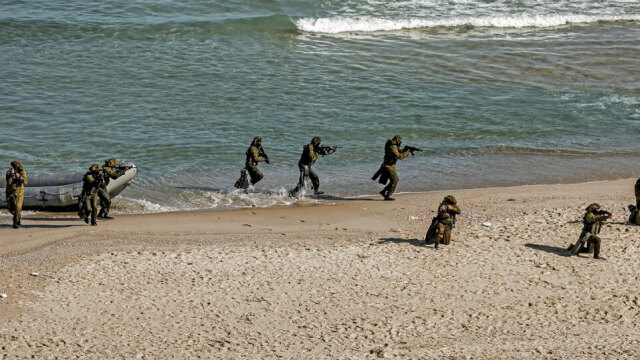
[
  {"x1": 79, "y1": 164, "x2": 104, "y2": 226},
  {"x1": 425, "y1": 195, "x2": 461, "y2": 249},
  {"x1": 97, "y1": 158, "x2": 129, "y2": 219},
  {"x1": 628, "y1": 204, "x2": 640, "y2": 225},
  {"x1": 569, "y1": 203, "x2": 611, "y2": 259},
  {"x1": 5, "y1": 161, "x2": 27, "y2": 229}
]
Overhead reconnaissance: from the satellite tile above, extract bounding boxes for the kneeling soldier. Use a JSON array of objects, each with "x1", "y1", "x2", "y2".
[
  {"x1": 569, "y1": 203, "x2": 611, "y2": 259},
  {"x1": 5, "y1": 161, "x2": 27, "y2": 229},
  {"x1": 425, "y1": 195, "x2": 461, "y2": 249}
]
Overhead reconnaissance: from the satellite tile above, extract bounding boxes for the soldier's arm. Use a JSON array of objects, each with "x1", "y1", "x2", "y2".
[
  {"x1": 21, "y1": 170, "x2": 27, "y2": 186},
  {"x1": 594, "y1": 215, "x2": 609, "y2": 222},
  {"x1": 309, "y1": 145, "x2": 319, "y2": 162},
  {"x1": 392, "y1": 145, "x2": 410, "y2": 160},
  {"x1": 450, "y1": 205, "x2": 461, "y2": 215},
  {"x1": 251, "y1": 146, "x2": 266, "y2": 163},
  {"x1": 584, "y1": 212, "x2": 597, "y2": 224},
  {"x1": 6, "y1": 170, "x2": 13, "y2": 185}
]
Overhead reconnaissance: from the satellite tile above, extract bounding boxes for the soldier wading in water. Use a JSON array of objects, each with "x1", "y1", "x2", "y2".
[
  {"x1": 425, "y1": 195, "x2": 461, "y2": 249},
  {"x1": 290, "y1": 136, "x2": 336, "y2": 196}
]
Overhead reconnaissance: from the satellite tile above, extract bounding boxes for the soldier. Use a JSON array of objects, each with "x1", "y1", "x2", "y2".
[
  {"x1": 425, "y1": 195, "x2": 461, "y2": 249},
  {"x1": 372, "y1": 135, "x2": 410, "y2": 201},
  {"x1": 569, "y1": 203, "x2": 611, "y2": 259},
  {"x1": 245, "y1": 136, "x2": 269, "y2": 186},
  {"x1": 627, "y1": 204, "x2": 640, "y2": 225},
  {"x1": 290, "y1": 136, "x2": 335, "y2": 196},
  {"x1": 79, "y1": 164, "x2": 104, "y2": 226},
  {"x1": 97, "y1": 158, "x2": 129, "y2": 220},
  {"x1": 5, "y1": 161, "x2": 27, "y2": 229}
]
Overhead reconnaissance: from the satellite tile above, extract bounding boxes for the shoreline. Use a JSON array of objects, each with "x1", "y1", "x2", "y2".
[{"x1": 1, "y1": 177, "x2": 639, "y2": 358}]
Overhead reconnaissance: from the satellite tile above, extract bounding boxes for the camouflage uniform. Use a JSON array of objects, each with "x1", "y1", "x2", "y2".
[
  {"x1": 80, "y1": 164, "x2": 103, "y2": 226},
  {"x1": 425, "y1": 195, "x2": 461, "y2": 249},
  {"x1": 635, "y1": 177, "x2": 640, "y2": 208},
  {"x1": 373, "y1": 135, "x2": 410, "y2": 200},
  {"x1": 97, "y1": 158, "x2": 127, "y2": 218},
  {"x1": 5, "y1": 161, "x2": 27, "y2": 229},
  {"x1": 245, "y1": 137, "x2": 268, "y2": 185},
  {"x1": 628, "y1": 204, "x2": 640, "y2": 225},
  {"x1": 572, "y1": 203, "x2": 609, "y2": 259},
  {"x1": 291, "y1": 136, "x2": 331, "y2": 196}
]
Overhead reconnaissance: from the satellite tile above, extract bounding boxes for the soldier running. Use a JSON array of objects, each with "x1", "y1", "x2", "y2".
[
  {"x1": 5, "y1": 161, "x2": 27, "y2": 229},
  {"x1": 425, "y1": 195, "x2": 461, "y2": 249},
  {"x1": 245, "y1": 136, "x2": 269, "y2": 186},
  {"x1": 290, "y1": 136, "x2": 335, "y2": 196},
  {"x1": 568, "y1": 203, "x2": 611, "y2": 259},
  {"x1": 97, "y1": 158, "x2": 129, "y2": 220},
  {"x1": 372, "y1": 135, "x2": 410, "y2": 201}
]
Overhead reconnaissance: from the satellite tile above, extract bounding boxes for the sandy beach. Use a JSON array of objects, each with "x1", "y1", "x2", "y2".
[{"x1": 1, "y1": 178, "x2": 639, "y2": 359}]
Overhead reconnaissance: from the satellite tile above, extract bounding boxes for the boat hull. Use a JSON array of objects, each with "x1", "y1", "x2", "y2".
[{"x1": 0, "y1": 165, "x2": 137, "y2": 211}]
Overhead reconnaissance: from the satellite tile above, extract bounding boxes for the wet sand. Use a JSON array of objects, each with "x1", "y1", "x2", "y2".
[{"x1": 1, "y1": 179, "x2": 639, "y2": 359}]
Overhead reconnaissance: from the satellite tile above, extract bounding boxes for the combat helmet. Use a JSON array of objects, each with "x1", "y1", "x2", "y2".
[
  {"x1": 89, "y1": 164, "x2": 102, "y2": 172},
  {"x1": 585, "y1": 203, "x2": 601, "y2": 212},
  {"x1": 252, "y1": 136, "x2": 262, "y2": 146},
  {"x1": 105, "y1": 158, "x2": 117, "y2": 167},
  {"x1": 11, "y1": 160, "x2": 23, "y2": 170},
  {"x1": 444, "y1": 195, "x2": 457, "y2": 205},
  {"x1": 311, "y1": 136, "x2": 322, "y2": 145},
  {"x1": 391, "y1": 135, "x2": 403, "y2": 145}
]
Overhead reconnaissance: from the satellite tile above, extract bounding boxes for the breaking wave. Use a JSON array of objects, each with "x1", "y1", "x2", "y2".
[{"x1": 296, "y1": 14, "x2": 640, "y2": 33}]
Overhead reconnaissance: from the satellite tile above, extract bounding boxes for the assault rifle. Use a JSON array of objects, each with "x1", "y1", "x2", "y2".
[
  {"x1": 403, "y1": 146, "x2": 423, "y2": 156},
  {"x1": 259, "y1": 147, "x2": 270, "y2": 164},
  {"x1": 320, "y1": 145, "x2": 339, "y2": 155},
  {"x1": 594, "y1": 209, "x2": 612, "y2": 217}
]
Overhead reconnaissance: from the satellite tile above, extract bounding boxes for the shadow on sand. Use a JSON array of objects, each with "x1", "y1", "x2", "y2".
[
  {"x1": 378, "y1": 237, "x2": 427, "y2": 247},
  {"x1": 0, "y1": 223, "x2": 76, "y2": 229},
  {"x1": 525, "y1": 243, "x2": 571, "y2": 257}
]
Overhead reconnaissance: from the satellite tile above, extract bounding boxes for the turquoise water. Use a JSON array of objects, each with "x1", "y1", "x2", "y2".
[{"x1": 1, "y1": 0, "x2": 639, "y2": 212}]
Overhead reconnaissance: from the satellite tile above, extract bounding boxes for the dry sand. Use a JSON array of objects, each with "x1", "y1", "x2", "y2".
[{"x1": 1, "y1": 179, "x2": 639, "y2": 359}]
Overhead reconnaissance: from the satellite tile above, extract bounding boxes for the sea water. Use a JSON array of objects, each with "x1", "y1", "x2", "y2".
[{"x1": 1, "y1": 0, "x2": 639, "y2": 212}]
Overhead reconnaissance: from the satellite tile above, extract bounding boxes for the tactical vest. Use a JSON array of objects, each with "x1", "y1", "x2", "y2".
[{"x1": 583, "y1": 212, "x2": 601, "y2": 235}]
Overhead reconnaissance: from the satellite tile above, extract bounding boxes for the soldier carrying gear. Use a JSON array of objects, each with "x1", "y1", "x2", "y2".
[
  {"x1": 372, "y1": 135, "x2": 411, "y2": 201},
  {"x1": 568, "y1": 203, "x2": 611, "y2": 259},
  {"x1": 79, "y1": 164, "x2": 104, "y2": 226},
  {"x1": 290, "y1": 136, "x2": 336, "y2": 196},
  {"x1": 243, "y1": 137, "x2": 269, "y2": 187},
  {"x1": 425, "y1": 195, "x2": 461, "y2": 249},
  {"x1": 5, "y1": 161, "x2": 27, "y2": 229},
  {"x1": 97, "y1": 158, "x2": 129, "y2": 220}
]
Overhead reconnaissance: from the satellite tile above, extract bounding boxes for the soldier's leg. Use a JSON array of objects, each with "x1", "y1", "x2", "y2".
[
  {"x1": 90, "y1": 195, "x2": 98, "y2": 225},
  {"x1": 383, "y1": 168, "x2": 399, "y2": 198},
  {"x1": 7, "y1": 194, "x2": 17, "y2": 228},
  {"x1": 248, "y1": 166, "x2": 263, "y2": 185},
  {"x1": 590, "y1": 235, "x2": 601, "y2": 258},
  {"x1": 443, "y1": 226, "x2": 452, "y2": 245},
  {"x1": 291, "y1": 166, "x2": 308, "y2": 195},
  {"x1": 83, "y1": 194, "x2": 93, "y2": 223},
  {"x1": 15, "y1": 193, "x2": 23, "y2": 226},
  {"x1": 434, "y1": 223, "x2": 446, "y2": 249},
  {"x1": 97, "y1": 187, "x2": 111, "y2": 217},
  {"x1": 308, "y1": 168, "x2": 321, "y2": 194}
]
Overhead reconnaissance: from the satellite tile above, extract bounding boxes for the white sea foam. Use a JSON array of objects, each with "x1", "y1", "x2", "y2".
[{"x1": 296, "y1": 14, "x2": 640, "y2": 33}]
